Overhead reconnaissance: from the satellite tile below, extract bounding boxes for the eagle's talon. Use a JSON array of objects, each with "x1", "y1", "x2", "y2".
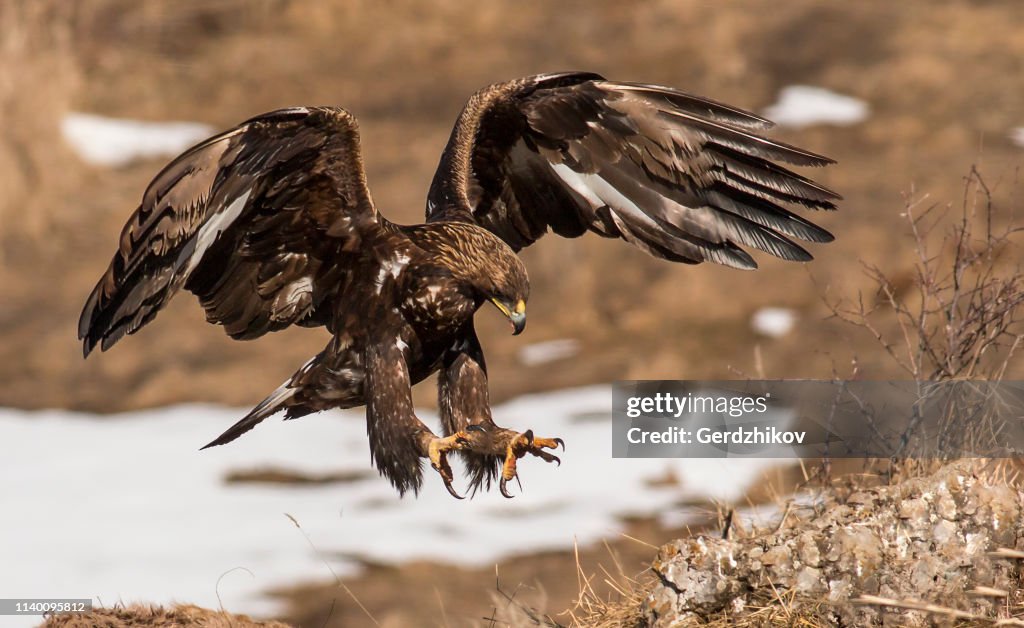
[
  {"x1": 491, "y1": 429, "x2": 564, "y2": 497},
  {"x1": 527, "y1": 447, "x2": 561, "y2": 466},
  {"x1": 427, "y1": 433, "x2": 469, "y2": 499},
  {"x1": 430, "y1": 456, "x2": 464, "y2": 499},
  {"x1": 442, "y1": 476, "x2": 465, "y2": 500},
  {"x1": 499, "y1": 477, "x2": 515, "y2": 498}
]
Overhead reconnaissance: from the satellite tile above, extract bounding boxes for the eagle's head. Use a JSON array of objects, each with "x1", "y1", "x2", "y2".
[
  {"x1": 433, "y1": 223, "x2": 530, "y2": 335},
  {"x1": 480, "y1": 246, "x2": 530, "y2": 336}
]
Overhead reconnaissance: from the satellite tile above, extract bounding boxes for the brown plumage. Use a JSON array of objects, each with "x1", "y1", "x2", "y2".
[{"x1": 79, "y1": 72, "x2": 840, "y2": 498}]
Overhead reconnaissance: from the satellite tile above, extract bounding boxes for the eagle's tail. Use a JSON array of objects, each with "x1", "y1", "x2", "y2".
[{"x1": 200, "y1": 379, "x2": 298, "y2": 449}]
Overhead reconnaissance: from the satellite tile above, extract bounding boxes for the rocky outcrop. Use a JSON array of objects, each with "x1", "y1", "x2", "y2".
[{"x1": 645, "y1": 462, "x2": 1024, "y2": 626}]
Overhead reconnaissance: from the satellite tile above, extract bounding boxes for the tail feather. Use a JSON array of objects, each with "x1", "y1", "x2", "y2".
[{"x1": 200, "y1": 381, "x2": 296, "y2": 449}]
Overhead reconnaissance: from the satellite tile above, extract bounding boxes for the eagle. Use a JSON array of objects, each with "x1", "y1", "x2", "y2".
[{"x1": 79, "y1": 72, "x2": 839, "y2": 498}]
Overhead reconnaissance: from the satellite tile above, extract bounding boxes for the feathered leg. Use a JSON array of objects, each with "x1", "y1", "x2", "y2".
[
  {"x1": 438, "y1": 328, "x2": 504, "y2": 494},
  {"x1": 439, "y1": 326, "x2": 564, "y2": 498},
  {"x1": 365, "y1": 340, "x2": 469, "y2": 498}
]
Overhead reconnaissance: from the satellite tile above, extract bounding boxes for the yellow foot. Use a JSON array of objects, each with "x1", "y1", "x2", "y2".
[
  {"x1": 427, "y1": 432, "x2": 471, "y2": 499},
  {"x1": 498, "y1": 429, "x2": 565, "y2": 498}
]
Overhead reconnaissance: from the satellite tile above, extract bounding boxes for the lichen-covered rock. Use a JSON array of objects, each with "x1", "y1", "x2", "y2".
[{"x1": 644, "y1": 462, "x2": 1024, "y2": 626}]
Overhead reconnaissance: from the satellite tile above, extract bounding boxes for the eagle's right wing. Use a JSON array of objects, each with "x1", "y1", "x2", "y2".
[
  {"x1": 79, "y1": 106, "x2": 380, "y2": 356},
  {"x1": 426, "y1": 72, "x2": 839, "y2": 269}
]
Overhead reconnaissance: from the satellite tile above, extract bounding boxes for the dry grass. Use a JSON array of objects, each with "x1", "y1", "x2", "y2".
[
  {"x1": 561, "y1": 539, "x2": 653, "y2": 628},
  {"x1": 482, "y1": 538, "x2": 654, "y2": 628},
  {"x1": 39, "y1": 603, "x2": 293, "y2": 628}
]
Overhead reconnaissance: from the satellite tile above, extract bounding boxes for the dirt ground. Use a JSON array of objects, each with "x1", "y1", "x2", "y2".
[{"x1": 3, "y1": 1, "x2": 1024, "y2": 625}]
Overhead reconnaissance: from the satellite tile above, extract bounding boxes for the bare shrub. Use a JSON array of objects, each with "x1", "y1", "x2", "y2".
[
  {"x1": 823, "y1": 167, "x2": 1024, "y2": 460},
  {"x1": 829, "y1": 166, "x2": 1024, "y2": 382}
]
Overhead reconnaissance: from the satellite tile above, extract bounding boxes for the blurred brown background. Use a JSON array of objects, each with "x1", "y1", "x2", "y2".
[{"x1": 2, "y1": 0, "x2": 1023, "y2": 413}]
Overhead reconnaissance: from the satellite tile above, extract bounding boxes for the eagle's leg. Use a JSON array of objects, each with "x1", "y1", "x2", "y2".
[
  {"x1": 439, "y1": 328, "x2": 506, "y2": 494},
  {"x1": 366, "y1": 341, "x2": 474, "y2": 498},
  {"x1": 439, "y1": 326, "x2": 566, "y2": 497}
]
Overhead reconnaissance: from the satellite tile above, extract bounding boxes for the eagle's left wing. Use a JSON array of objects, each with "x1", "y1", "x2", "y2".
[
  {"x1": 425, "y1": 72, "x2": 839, "y2": 269},
  {"x1": 79, "y1": 106, "x2": 380, "y2": 356}
]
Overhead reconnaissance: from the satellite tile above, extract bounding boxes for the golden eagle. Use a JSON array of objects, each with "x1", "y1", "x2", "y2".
[{"x1": 79, "y1": 72, "x2": 839, "y2": 498}]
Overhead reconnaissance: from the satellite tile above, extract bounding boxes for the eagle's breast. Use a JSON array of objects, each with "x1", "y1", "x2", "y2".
[{"x1": 400, "y1": 272, "x2": 477, "y2": 339}]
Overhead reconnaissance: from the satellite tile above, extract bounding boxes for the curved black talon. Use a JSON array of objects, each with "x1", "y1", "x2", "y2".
[
  {"x1": 499, "y1": 477, "x2": 515, "y2": 499},
  {"x1": 529, "y1": 449, "x2": 561, "y2": 466},
  {"x1": 445, "y1": 483, "x2": 465, "y2": 500},
  {"x1": 439, "y1": 473, "x2": 465, "y2": 500},
  {"x1": 555, "y1": 438, "x2": 565, "y2": 451}
]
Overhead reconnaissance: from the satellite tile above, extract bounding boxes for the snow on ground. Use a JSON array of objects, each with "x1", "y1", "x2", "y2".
[
  {"x1": 517, "y1": 338, "x2": 580, "y2": 366},
  {"x1": 762, "y1": 86, "x2": 869, "y2": 129},
  {"x1": 61, "y1": 112, "x2": 214, "y2": 167},
  {"x1": 751, "y1": 307, "x2": 797, "y2": 338},
  {"x1": 0, "y1": 387, "x2": 782, "y2": 625}
]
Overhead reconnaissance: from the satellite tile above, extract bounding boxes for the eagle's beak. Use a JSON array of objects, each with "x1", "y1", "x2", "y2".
[{"x1": 491, "y1": 298, "x2": 527, "y2": 335}]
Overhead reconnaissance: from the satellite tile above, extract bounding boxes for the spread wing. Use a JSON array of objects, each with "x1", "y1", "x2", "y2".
[
  {"x1": 79, "y1": 106, "x2": 380, "y2": 357},
  {"x1": 425, "y1": 72, "x2": 840, "y2": 269}
]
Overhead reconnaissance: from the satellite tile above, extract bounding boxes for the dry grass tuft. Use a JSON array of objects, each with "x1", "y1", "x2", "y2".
[
  {"x1": 563, "y1": 539, "x2": 652, "y2": 628},
  {"x1": 481, "y1": 538, "x2": 655, "y2": 627}
]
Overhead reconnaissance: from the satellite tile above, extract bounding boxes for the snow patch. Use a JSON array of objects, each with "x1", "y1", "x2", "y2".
[
  {"x1": 517, "y1": 338, "x2": 581, "y2": 366},
  {"x1": 762, "y1": 86, "x2": 869, "y2": 129},
  {"x1": 0, "y1": 388, "x2": 782, "y2": 626},
  {"x1": 61, "y1": 112, "x2": 214, "y2": 167},
  {"x1": 751, "y1": 307, "x2": 796, "y2": 338}
]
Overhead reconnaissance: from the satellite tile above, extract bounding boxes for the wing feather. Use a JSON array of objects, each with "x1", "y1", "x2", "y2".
[
  {"x1": 79, "y1": 107, "x2": 378, "y2": 356},
  {"x1": 425, "y1": 73, "x2": 839, "y2": 268}
]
